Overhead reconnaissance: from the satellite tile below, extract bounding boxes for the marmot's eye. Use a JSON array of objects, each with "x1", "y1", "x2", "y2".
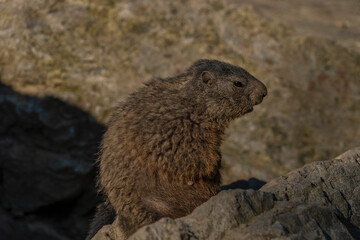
[{"x1": 234, "y1": 81, "x2": 244, "y2": 87}]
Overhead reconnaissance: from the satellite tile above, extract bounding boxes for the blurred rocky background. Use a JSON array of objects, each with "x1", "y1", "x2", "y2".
[{"x1": 0, "y1": 0, "x2": 359, "y2": 239}]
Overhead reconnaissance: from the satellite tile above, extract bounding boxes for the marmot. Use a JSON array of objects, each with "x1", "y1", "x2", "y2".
[{"x1": 87, "y1": 59, "x2": 267, "y2": 239}]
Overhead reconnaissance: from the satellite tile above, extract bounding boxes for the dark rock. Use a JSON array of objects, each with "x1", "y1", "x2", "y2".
[{"x1": 0, "y1": 83, "x2": 104, "y2": 239}]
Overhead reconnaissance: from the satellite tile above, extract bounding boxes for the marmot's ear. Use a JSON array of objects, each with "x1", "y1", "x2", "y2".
[{"x1": 201, "y1": 71, "x2": 214, "y2": 87}]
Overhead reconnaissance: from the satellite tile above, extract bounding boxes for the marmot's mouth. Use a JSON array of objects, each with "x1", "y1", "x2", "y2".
[{"x1": 245, "y1": 107, "x2": 253, "y2": 114}]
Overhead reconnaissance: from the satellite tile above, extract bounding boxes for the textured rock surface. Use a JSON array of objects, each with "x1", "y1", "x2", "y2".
[
  {"x1": 223, "y1": 202, "x2": 354, "y2": 240},
  {"x1": 0, "y1": 83, "x2": 104, "y2": 239},
  {"x1": 92, "y1": 147, "x2": 360, "y2": 240},
  {"x1": 1, "y1": 0, "x2": 359, "y2": 182},
  {"x1": 228, "y1": 0, "x2": 360, "y2": 53},
  {"x1": 261, "y1": 147, "x2": 360, "y2": 226}
]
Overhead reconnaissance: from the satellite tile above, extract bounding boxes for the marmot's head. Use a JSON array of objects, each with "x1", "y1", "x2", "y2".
[{"x1": 186, "y1": 59, "x2": 267, "y2": 121}]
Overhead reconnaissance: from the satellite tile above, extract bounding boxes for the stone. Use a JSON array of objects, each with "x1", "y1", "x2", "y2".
[
  {"x1": 0, "y1": 83, "x2": 104, "y2": 239},
  {"x1": 261, "y1": 147, "x2": 360, "y2": 226},
  {"x1": 224, "y1": 202, "x2": 354, "y2": 240}
]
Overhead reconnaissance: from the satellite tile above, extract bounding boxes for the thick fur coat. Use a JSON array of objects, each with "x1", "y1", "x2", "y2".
[{"x1": 88, "y1": 59, "x2": 267, "y2": 239}]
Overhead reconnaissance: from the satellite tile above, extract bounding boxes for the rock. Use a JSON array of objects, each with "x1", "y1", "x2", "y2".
[
  {"x1": 261, "y1": 147, "x2": 360, "y2": 226},
  {"x1": 224, "y1": 202, "x2": 354, "y2": 240},
  {"x1": 91, "y1": 147, "x2": 360, "y2": 240},
  {"x1": 0, "y1": 83, "x2": 104, "y2": 239}
]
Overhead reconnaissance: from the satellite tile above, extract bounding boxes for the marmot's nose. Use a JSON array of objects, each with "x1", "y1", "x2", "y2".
[
  {"x1": 259, "y1": 80, "x2": 267, "y2": 98},
  {"x1": 262, "y1": 88, "x2": 267, "y2": 98},
  {"x1": 251, "y1": 79, "x2": 267, "y2": 105}
]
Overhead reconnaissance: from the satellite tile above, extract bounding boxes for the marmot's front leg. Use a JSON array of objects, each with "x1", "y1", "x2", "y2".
[{"x1": 86, "y1": 201, "x2": 115, "y2": 240}]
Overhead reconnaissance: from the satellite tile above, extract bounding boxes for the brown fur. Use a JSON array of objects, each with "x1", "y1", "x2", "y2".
[{"x1": 88, "y1": 59, "x2": 267, "y2": 238}]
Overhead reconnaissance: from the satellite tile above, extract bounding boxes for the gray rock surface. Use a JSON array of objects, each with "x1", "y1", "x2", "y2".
[
  {"x1": 0, "y1": 83, "x2": 104, "y2": 239},
  {"x1": 261, "y1": 147, "x2": 360, "y2": 226},
  {"x1": 92, "y1": 147, "x2": 360, "y2": 240},
  {"x1": 224, "y1": 202, "x2": 354, "y2": 240}
]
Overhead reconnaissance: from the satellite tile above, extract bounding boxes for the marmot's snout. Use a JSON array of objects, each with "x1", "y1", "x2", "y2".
[{"x1": 250, "y1": 78, "x2": 267, "y2": 105}]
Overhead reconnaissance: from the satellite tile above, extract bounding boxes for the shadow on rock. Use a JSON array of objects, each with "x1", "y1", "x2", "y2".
[
  {"x1": 0, "y1": 83, "x2": 104, "y2": 240},
  {"x1": 221, "y1": 178, "x2": 266, "y2": 191}
]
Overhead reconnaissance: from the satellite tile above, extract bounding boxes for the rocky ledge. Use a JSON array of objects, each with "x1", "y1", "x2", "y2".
[{"x1": 93, "y1": 147, "x2": 360, "y2": 240}]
